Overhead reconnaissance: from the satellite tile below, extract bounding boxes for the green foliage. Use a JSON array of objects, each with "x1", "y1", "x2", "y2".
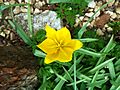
[
  {"x1": 34, "y1": 29, "x2": 46, "y2": 43},
  {"x1": 55, "y1": 2, "x2": 88, "y2": 27},
  {"x1": 108, "y1": 21, "x2": 120, "y2": 33},
  {"x1": 4, "y1": 0, "x2": 120, "y2": 90},
  {"x1": 49, "y1": 0, "x2": 91, "y2": 4}
]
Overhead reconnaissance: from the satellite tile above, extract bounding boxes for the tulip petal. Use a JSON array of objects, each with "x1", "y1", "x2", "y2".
[
  {"x1": 72, "y1": 40, "x2": 83, "y2": 50},
  {"x1": 56, "y1": 27, "x2": 71, "y2": 42},
  {"x1": 44, "y1": 53, "x2": 58, "y2": 64},
  {"x1": 57, "y1": 47, "x2": 73, "y2": 62},
  {"x1": 64, "y1": 40, "x2": 83, "y2": 51},
  {"x1": 45, "y1": 24, "x2": 56, "y2": 39},
  {"x1": 44, "y1": 56, "x2": 55, "y2": 64},
  {"x1": 37, "y1": 38, "x2": 57, "y2": 54}
]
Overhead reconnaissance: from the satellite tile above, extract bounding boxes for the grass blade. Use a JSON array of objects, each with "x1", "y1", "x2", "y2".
[
  {"x1": 34, "y1": 49, "x2": 46, "y2": 58},
  {"x1": 77, "y1": 48, "x2": 101, "y2": 57},
  {"x1": 89, "y1": 57, "x2": 115, "y2": 73},
  {"x1": 107, "y1": 61, "x2": 116, "y2": 80},
  {"x1": 79, "y1": 38, "x2": 98, "y2": 42}
]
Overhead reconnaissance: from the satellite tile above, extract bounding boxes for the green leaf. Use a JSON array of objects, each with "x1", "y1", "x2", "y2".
[
  {"x1": 79, "y1": 38, "x2": 98, "y2": 42},
  {"x1": 107, "y1": 61, "x2": 116, "y2": 80},
  {"x1": 8, "y1": 20, "x2": 34, "y2": 46},
  {"x1": 89, "y1": 57, "x2": 115, "y2": 73},
  {"x1": 49, "y1": 0, "x2": 89, "y2": 4},
  {"x1": 77, "y1": 48, "x2": 101, "y2": 57},
  {"x1": 34, "y1": 49, "x2": 46, "y2": 58}
]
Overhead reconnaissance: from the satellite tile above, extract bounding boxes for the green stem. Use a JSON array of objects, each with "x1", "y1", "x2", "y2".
[
  {"x1": 27, "y1": 0, "x2": 33, "y2": 37},
  {"x1": 74, "y1": 53, "x2": 77, "y2": 90}
]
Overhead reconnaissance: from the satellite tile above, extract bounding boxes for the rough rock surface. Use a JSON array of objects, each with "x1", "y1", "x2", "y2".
[{"x1": 0, "y1": 46, "x2": 39, "y2": 90}]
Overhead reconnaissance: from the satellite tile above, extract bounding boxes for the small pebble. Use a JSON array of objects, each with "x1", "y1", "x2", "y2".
[
  {"x1": 13, "y1": 6, "x2": 21, "y2": 14},
  {"x1": 111, "y1": 13, "x2": 117, "y2": 19},
  {"x1": 96, "y1": 29, "x2": 104, "y2": 36},
  {"x1": 88, "y1": 0, "x2": 96, "y2": 8},
  {"x1": 34, "y1": 8, "x2": 41, "y2": 14},
  {"x1": 107, "y1": 27, "x2": 113, "y2": 32},
  {"x1": 85, "y1": 12, "x2": 94, "y2": 17},
  {"x1": 21, "y1": 7, "x2": 27, "y2": 13},
  {"x1": 116, "y1": 7, "x2": 120, "y2": 14}
]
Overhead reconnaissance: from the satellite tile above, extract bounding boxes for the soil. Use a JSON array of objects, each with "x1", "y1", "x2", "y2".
[{"x1": 0, "y1": 46, "x2": 39, "y2": 90}]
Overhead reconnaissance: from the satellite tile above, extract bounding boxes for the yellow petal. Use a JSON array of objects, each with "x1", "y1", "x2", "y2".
[
  {"x1": 72, "y1": 40, "x2": 83, "y2": 50},
  {"x1": 56, "y1": 47, "x2": 73, "y2": 62},
  {"x1": 44, "y1": 55, "x2": 55, "y2": 64},
  {"x1": 56, "y1": 27, "x2": 71, "y2": 42},
  {"x1": 64, "y1": 39, "x2": 83, "y2": 51},
  {"x1": 44, "y1": 53, "x2": 58, "y2": 64},
  {"x1": 37, "y1": 38, "x2": 57, "y2": 54},
  {"x1": 45, "y1": 24, "x2": 56, "y2": 39}
]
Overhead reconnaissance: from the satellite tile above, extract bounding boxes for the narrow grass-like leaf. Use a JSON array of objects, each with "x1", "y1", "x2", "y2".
[
  {"x1": 96, "y1": 35, "x2": 115, "y2": 65},
  {"x1": 62, "y1": 66, "x2": 73, "y2": 82},
  {"x1": 27, "y1": 1, "x2": 33, "y2": 35},
  {"x1": 79, "y1": 38, "x2": 98, "y2": 42},
  {"x1": 67, "y1": 79, "x2": 85, "y2": 86},
  {"x1": 89, "y1": 78, "x2": 109, "y2": 88},
  {"x1": 88, "y1": 71, "x2": 99, "y2": 90},
  {"x1": 8, "y1": 20, "x2": 34, "y2": 46},
  {"x1": 107, "y1": 61, "x2": 116, "y2": 80},
  {"x1": 49, "y1": 0, "x2": 88, "y2": 4},
  {"x1": 78, "y1": 0, "x2": 113, "y2": 38},
  {"x1": 116, "y1": 86, "x2": 120, "y2": 90},
  {"x1": 110, "y1": 75, "x2": 120, "y2": 90},
  {"x1": 77, "y1": 48, "x2": 101, "y2": 57},
  {"x1": 54, "y1": 70, "x2": 68, "y2": 82},
  {"x1": 115, "y1": 58, "x2": 120, "y2": 66},
  {"x1": 89, "y1": 57, "x2": 115, "y2": 73},
  {"x1": 0, "y1": 4, "x2": 28, "y2": 11},
  {"x1": 34, "y1": 49, "x2": 46, "y2": 58},
  {"x1": 77, "y1": 74, "x2": 92, "y2": 81},
  {"x1": 74, "y1": 53, "x2": 77, "y2": 90},
  {"x1": 53, "y1": 55, "x2": 84, "y2": 90},
  {"x1": 103, "y1": 35, "x2": 114, "y2": 53}
]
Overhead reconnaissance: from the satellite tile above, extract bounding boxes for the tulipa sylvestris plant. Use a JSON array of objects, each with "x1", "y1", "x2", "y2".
[{"x1": 37, "y1": 25, "x2": 83, "y2": 64}]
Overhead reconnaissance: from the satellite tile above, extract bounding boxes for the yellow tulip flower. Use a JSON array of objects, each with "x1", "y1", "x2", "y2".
[{"x1": 37, "y1": 25, "x2": 83, "y2": 64}]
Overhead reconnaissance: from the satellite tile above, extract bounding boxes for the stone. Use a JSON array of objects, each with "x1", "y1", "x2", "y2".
[
  {"x1": 0, "y1": 32, "x2": 5, "y2": 37},
  {"x1": 90, "y1": 20, "x2": 95, "y2": 27},
  {"x1": 88, "y1": 0, "x2": 96, "y2": 8},
  {"x1": 96, "y1": 29, "x2": 104, "y2": 36},
  {"x1": 4, "y1": 29, "x2": 10, "y2": 35},
  {"x1": 35, "y1": 1, "x2": 43, "y2": 9},
  {"x1": 104, "y1": 24, "x2": 109, "y2": 28},
  {"x1": 18, "y1": 0, "x2": 22, "y2": 3},
  {"x1": 106, "y1": 0, "x2": 115, "y2": 6},
  {"x1": 79, "y1": 16, "x2": 84, "y2": 21},
  {"x1": 21, "y1": 7, "x2": 27, "y2": 13},
  {"x1": 95, "y1": 14, "x2": 110, "y2": 28},
  {"x1": 116, "y1": 7, "x2": 120, "y2": 14},
  {"x1": 13, "y1": 6, "x2": 21, "y2": 14},
  {"x1": 34, "y1": 8, "x2": 41, "y2": 14},
  {"x1": 105, "y1": 11, "x2": 113, "y2": 16},
  {"x1": 107, "y1": 27, "x2": 113, "y2": 32},
  {"x1": 0, "y1": 46, "x2": 38, "y2": 90},
  {"x1": 10, "y1": 0, "x2": 15, "y2": 4},
  {"x1": 4, "y1": 2, "x2": 9, "y2": 5},
  {"x1": 85, "y1": 12, "x2": 94, "y2": 17},
  {"x1": 0, "y1": 0, "x2": 3, "y2": 3},
  {"x1": 94, "y1": 6, "x2": 101, "y2": 18},
  {"x1": 33, "y1": 10, "x2": 62, "y2": 30},
  {"x1": 111, "y1": 13, "x2": 117, "y2": 19},
  {"x1": 82, "y1": 22, "x2": 90, "y2": 27}
]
